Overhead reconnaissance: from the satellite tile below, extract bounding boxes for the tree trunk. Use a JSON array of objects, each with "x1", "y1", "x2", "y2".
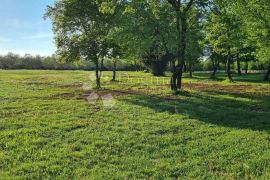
[
  {"x1": 177, "y1": 64, "x2": 184, "y2": 89},
  {"x1": 245, "y1": 61, "x2": 248, "y2": 74},
  {"x1": 236, "y1": 54, "x2": 241, "y2": 75},
  {"x1": 226, "y1": 54, "x2": 233, "y2": 82},
  {"x1": 183, "y1": 61, "x2": 187, "y2": 72},
  {"x1": 171, "y1": 71, "x2": 177, "y2": 90},
  {"x1": 170, "y1": 60, "x2": 177, "y2": 90},
  {"x1": 264, "y1": 63, "x2": 270, "y2": 81},
  {"x1": 169, "y1": 0, "x2": 191, "y2": 92},
  {"x1": 189, "y1": 63, "x2": 192, "y2": 77},
  {"x1": 176, "y1": 12, "x2": 186, "y2": 90},
  {"x1": 210, "y1": 55, "x2": 217, "y2": 79},
  {"x1": 95, "y1": 58, "x2": 103, "y2": 89},
  {"x1": 112, "y1": 60, "x2": 116, "y2": 81},
  {"x1": 95, "y1": 66, "x2": 101, "y2": 89}
]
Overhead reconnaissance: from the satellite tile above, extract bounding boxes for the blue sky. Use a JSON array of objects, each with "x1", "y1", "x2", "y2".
[{"x1": 0, "y1": 0, "x2": 55, "y2": 56}]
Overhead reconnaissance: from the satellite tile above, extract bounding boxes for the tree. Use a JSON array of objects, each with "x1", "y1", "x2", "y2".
[
  {"x1": 45, "y1": 0, "x2": 115, "y2": 88},
  {"x1": 205, "y1": 0, "x2": 242, "y2": 82},
  {"x1": 185, "y1": 7, "x2": 203, "y2": 77},
  {"x1": 233, "y1": 0, "x2": 270, "y2": 80},
  {"x1": 209, "y1": 50, "x2": 225, "y2": 79},
  {"x1": 238, "y1": 47, "x2": 255, "y2": 74},
  {"x1": 166, "y1": 0, "x2": 208, "y2": 91},
  {"x1": 103, "y1": 0, "x2": 207, "y2": 91},
  {"x1": 105, "y1": 43, "x2": 122, "y2": 81},
  {"x1": 108, "y1": 1, "x2": 177, "y2": 77},
  {"x1": 166, "y1": 0, "x2": 195, "y2": 90}
]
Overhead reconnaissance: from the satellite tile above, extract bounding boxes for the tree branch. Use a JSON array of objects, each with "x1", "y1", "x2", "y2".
[
  {"x1": 167, "y1": 0, "x2": 181, "y2": 10},
  {"x1": 167, "y1": 0, "x2": 177, "y2": 7},
  {"x1": 184, "y1": 0, "x2": 194, "y2": 12}
]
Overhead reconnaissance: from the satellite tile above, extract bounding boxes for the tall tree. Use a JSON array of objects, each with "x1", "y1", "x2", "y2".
[
  {"x1": 166, "y1": 0, "x2": 208, "y2": 91},
  {"x1": 205, "y1": 0, "x2": 242, "y2": 82},
  {"x1": 233, "y1": 0, "x2": 270, "y2": 80},
  {"x1": 185, "y1": 7, "x2": 203, "y2": 77},
  {"x1": 102, "y1": 0, "x2": 207, "y2": 91},
  {"x1": 108, "y1": 1, "x2": 177, "y2": 76},
  {"x1": 166, "y1": 0, "x2": 195, "y2": 90},
  {"x1": 45, "y1": 0, "x2": 115, "y2": 88}
]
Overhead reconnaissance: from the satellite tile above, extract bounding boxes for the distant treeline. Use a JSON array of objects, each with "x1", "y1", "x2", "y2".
[
  {"x1": 0, "y1": 53, "x2": 141, "y2": 71},
  {"x1": 0, "y1": 52, "x2": 265, "y2": 73}
]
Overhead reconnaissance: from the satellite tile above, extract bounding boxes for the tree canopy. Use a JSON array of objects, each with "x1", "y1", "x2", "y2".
[{"x1": 45, "y1": 0, "x2": 270, "y2": 89}]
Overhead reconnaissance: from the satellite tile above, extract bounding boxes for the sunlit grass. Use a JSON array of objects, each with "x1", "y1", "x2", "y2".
[{"x1": 0, "y1": 70, "x2": 269, "y2": 178}]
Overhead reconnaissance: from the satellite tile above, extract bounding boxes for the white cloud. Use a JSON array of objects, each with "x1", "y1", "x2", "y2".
[{"x1": 22, "y1": 32, "x2": 53, "y2": 40}]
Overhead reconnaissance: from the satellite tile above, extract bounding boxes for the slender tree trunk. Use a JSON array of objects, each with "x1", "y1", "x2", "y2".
[
  {"x1": 171, "y1": 72, "x2": 178, "y2": 90},
  {"x1": 177, "y1": 64, "x2": 184, "y2": 89},
  {"x1": 171, "y1": 6, "x2": 182, "y2": 91},
  {"x1": 183, "y1": 61, "x2": 187, "y2": 72},
  {"x1": 189, "y1": 64, "x2": 192, "y2": 77},
  {"x1": 170, "y1": 60, "x2": 177, "y2": 90},
  {"x1": 236, "y1": 54, "x2": 241, "y2": 75},
  {"x1": 264, "y1": 63, "x2": 270, "y2": 81},
  {"x1": 176, "y1": 13, "x2": 186, "y2": 90},
  {"x1": 245, "y1": 61, "x2": 248, "y2": 74},
  {"x1": 226, "y1": 54, "x2": 233, "y2": 82},
  {"x1": 210, "y1": 55, "x2": 217, "y2": 79},
  {"x1": 95, "y1": 64, "x2": 101, "y2": 89},
  {"x1": 95, "y1": 58, "x2": 104, "y2": 89},
  {"x1": 112, "y1": 60, "x2": 116, "y2": 81}
]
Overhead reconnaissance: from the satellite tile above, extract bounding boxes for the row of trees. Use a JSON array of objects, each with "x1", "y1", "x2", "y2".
[
  {"x1": 45, "y1": 0, "x2": 270, "y2": 91},
  {"x1": 0, "y1": 53, "x2": 79, "y2": 70},
  {"x1": 0, "y1": 53, "x2": 89, "y2": 70},
  {"x1": 0, "y1": 52, "x2": 264, "y2": 72},
  {"x1": 0, "y1": 53, "x2": 141, "y2": 71}
]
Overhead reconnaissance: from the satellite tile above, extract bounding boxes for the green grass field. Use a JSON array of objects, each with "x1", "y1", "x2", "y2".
[{"x1": 0, "y1": 70, "x2": 270, "y2": 179}]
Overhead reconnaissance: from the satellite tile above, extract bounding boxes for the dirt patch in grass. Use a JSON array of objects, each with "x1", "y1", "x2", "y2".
[
  {"x1": 58, "y1": 83, "x2": 82, "y2": 88},
  {"x1": 82, "y1": 89, "x2": 147, "y2": 98},
  {"x1": 43, "y1": 92, "x2": 77, "y2": 100},
  {"x1": 183, "y1": 82, "x2": 255, "y2": 93},
  {"x1": 24, "y1": 81, "x2": 54, "y2": 86},
  {"x1": 82, "y1": 89, "x2": 181, "y2": 103}
]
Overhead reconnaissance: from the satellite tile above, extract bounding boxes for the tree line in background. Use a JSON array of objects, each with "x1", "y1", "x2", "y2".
[
  {"x1": 0, "y1": 53, "x2": 141, "y2": 71},
  {"x1": 0, "y1": 52, "x2": 266, "y2": 73}
]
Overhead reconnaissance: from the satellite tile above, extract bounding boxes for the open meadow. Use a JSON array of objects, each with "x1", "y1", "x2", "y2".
[{"x1": 0, "y1": 70, "x2": 270, "y2": 179}]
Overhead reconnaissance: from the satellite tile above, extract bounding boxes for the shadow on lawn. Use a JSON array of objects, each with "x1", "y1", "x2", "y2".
[
  {"x1": 120, "y1": 90, "x2": 270, "y2": 132},
  {"x1": 188, "y1": 73, "x2": 269, "y2": 84}
]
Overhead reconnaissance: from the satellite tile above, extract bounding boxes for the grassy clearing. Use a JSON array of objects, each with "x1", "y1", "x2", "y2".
[{"x1": 0, "y1": 70, "x2": 270, "y2": 179}]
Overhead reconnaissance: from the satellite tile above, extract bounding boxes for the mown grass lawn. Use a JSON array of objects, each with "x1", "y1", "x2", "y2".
[{"x1": 0, "y1": 70, "x2": 270, "y2": 179}]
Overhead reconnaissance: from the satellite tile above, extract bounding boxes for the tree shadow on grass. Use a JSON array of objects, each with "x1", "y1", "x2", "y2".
[
  {"x1": 187, "y1": 72, "x2": 269, "y2": 84},
  {"x1": 232, "y1": 73, "x2": 270, "y2": 84},
  {"x1": 119, "y1": 90, "x2": 270, "y2": 132}
]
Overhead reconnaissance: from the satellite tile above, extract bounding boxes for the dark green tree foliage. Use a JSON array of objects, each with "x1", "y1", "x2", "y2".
[
  {"x1": 86, "y1": 0, "x2": 206, "y2": 89},
  {"x1": 108, "y1": 1, "x2": 177, "y2": 77},
  {"x1": 142, "y1": 42, "x2": 172, "y2": 76}
]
